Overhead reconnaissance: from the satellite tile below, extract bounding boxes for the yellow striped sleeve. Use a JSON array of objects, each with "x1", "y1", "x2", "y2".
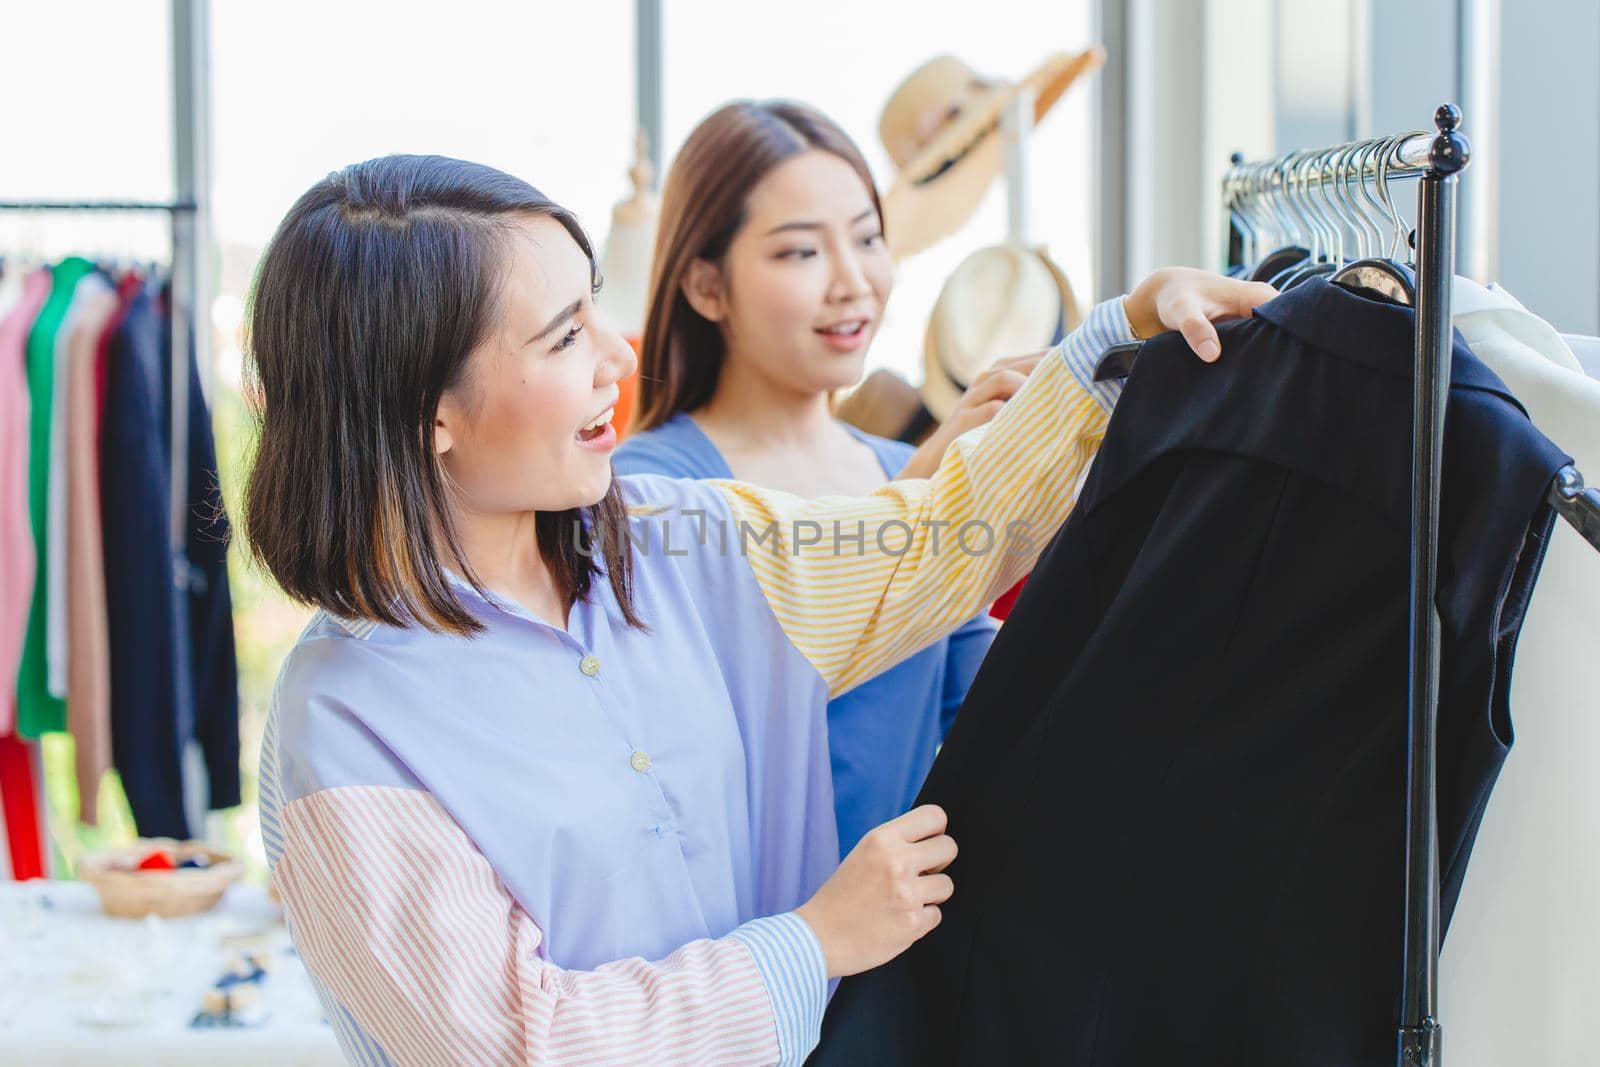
[{"x1": 712, "y1": 296, "x2": 1134, "y2": 696}]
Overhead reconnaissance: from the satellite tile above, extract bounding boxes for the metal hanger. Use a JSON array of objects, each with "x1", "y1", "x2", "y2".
[
  {"x1": 1251, "y1": 154, "x2": 1311, "y2": 283},
  {"x1": 1330, "y1": 133, "x2": 1417, "y2": 305},
  {"x1": 1274, "y1": 150, "x2": 1338, "y2": 289}
]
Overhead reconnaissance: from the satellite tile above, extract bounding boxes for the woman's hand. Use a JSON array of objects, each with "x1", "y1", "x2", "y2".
[
  {"x1": 795, "y1": 804, "x2": 957, "y2": 978},
  {"x1": 1125, "y1": 267, "x2": 1279, "y2": 362},
  {"x1": 898, "y1": 352, "x2": 1045, "y2": 480}
]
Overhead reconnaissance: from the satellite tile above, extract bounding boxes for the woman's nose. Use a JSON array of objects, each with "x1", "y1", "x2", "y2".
[
  {"x1": 596, "y1": 321, "x2": 637, "y2": 385},
  {"x1": 830, "y1": 250, "x2": 873, "y2": 302}
]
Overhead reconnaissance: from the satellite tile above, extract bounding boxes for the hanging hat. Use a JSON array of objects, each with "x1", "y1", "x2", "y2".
[
  {"x1": 921, "y1": 244, "x2": 1082, "y2": 423},
  {"x1": 879, "y1": 47, "x2": 1105, "y2": 260}
]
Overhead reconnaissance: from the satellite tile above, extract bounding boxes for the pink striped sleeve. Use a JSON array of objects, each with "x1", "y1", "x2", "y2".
[{"x1": 275, "y1": 786, "x2": 782, "y2": 1066}]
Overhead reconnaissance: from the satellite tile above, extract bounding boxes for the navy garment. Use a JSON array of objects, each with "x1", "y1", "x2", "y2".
[
  {"x1": 101, "y1": 281, "x2": 239, "y2": 839},
  {"x1": 812, "y1": 277, "x2": 1570, "y2": 1066},
  {"x1": 614, "y1": 414, "x2": 998, "y2": 855}
]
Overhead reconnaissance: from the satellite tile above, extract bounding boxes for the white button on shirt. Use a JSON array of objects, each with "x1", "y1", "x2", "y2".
[
  {"x1": 579, "y1": 654, "x2": 601, "y2": 677},
  {"x1": 630, "y1": 751, "x2": 651, "y2": 773}
]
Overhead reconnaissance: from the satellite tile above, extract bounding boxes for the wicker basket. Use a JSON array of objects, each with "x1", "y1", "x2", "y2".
[{"x1": 79, "y1": 839, "x2": 243, "y2": 919}]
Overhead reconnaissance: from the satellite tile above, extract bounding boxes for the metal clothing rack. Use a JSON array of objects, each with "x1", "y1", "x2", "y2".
[
  {"x1": 0, "y1": 0, "x2": 212, "y2": 577},
  {"x1": 1222, "y1": 106, "x2": 1600, "y2": 1067}
]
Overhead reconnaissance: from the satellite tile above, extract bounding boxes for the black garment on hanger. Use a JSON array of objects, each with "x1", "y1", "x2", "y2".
[
  {"x1": 101, "y1": 279, "x2": 240, "y2": 839},
  {"x1": 810, "y1": 277, "x2": 1569, "y2": 1067}
]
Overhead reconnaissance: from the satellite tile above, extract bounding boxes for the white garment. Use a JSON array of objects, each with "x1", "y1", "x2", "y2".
[
  {"x1": 1440, "y1": 277, "x2": 1600, "y2": 1067},
  {"x1": 1560, "y1": 333, "x2": 1600, "y2": 380},
  {"x1": 0, "y1": 268, "x2": 23, "y2": 320}
]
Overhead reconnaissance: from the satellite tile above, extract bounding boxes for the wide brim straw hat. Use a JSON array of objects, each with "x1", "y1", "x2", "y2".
[
  {"x1": 879, "y1": 46, "x2": 1105, "y2": 260},
  {"x1": 920, "y1": 244, "x2": 1083, "y2": 423}
]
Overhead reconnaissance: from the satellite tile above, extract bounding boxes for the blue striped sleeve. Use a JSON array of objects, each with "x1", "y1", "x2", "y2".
[
  {"x1": 727, "y1": 912, "x2": 829, "y2": 1066},
  {"x1": 1056, "y1": 295, "x2": 1136, "y2": 413}
]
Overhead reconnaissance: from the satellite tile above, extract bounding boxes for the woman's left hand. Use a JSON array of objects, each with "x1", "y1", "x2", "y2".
[{"x1": 1125, "y1": 268, "x2": 1279, "y2": 363}]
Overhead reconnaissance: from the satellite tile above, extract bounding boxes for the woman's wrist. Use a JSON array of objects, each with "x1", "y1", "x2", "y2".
[
  {"x1": 792, "y1": 902, "x2": 840, "y2": 978},
  {"x1": 1124, "y1": 270, "x2": 1168, "y2": 341}
]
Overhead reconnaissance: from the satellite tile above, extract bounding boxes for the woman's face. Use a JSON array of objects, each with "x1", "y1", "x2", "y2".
[
  {"x1": 434, "y1": 214, "x2": 636, "y2": 514},
  {"x1": 702, "y1": 149, "x2": 893, "y2": 396}
]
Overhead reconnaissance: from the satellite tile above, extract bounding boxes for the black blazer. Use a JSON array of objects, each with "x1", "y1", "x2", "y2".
[{"x1": 812, "y1": 277, "x2": 1570, "y2": 1066}]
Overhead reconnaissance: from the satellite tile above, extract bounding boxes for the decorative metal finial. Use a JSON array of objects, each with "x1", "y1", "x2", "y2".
[{"x1": 1428, "y1": 103, "x2": 1469, "y2": 175}]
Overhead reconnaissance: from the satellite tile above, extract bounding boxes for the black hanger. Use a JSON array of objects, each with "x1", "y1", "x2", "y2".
[
  {"x1": 1094, "y1": 340, "x2": 1145, "y2": 382},
  {"x1": 1250, "y1": 245, "x2": 1310, "y2": 284},
  {"x1": 1277, "y1": 258, "x2": 1338, "y2": 291}
]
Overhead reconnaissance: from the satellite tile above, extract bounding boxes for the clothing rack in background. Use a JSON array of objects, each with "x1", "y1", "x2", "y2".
[
  {"x1": 1224, "y1": 106, "x2": 1600, "y2": 1067},
  {"x1": 0, "y1": 0, "x2": 212, "y2": 585},
  {"x1": 0, "y1": 200, "x2": 198, "y2": 570}
]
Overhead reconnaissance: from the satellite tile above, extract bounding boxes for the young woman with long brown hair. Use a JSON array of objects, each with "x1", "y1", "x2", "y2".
[{"x1": 615, "y1": 100, "x2": 1035, "y2": 855}]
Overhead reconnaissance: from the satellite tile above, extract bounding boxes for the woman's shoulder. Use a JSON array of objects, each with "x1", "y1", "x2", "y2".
[
  {"x1": 612, "y1": 414, "x2": 728, "y2": 479},
  {"x1": 265, "y1": 613, "x2": 431, "y2": 818}
]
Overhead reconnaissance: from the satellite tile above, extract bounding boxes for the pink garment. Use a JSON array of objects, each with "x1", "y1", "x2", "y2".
[
  {"x1": 0, "y1": 271, "x2": 51, "y2": 737},
  {"x1": 63, "y1": 277, "x2": 119, "y2": 822}
]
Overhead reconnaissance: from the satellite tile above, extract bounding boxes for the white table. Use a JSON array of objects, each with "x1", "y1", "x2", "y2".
[{"x1": 0, "y1": 880, "x2": 344, "y2": 1066}]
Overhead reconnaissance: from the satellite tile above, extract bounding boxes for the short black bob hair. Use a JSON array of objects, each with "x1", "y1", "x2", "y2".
[{"x1": 243, "y1": 154, "x2": 642, "y2": 636}]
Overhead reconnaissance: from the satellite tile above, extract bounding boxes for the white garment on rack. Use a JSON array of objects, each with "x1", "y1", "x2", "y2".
[
  {"x1": 1560, "y1": 333, "x2": 1600, "y2": 380},
  {"x1": 1441, "y1": 277, "x2": 1600, "y2": 1067},
  {"x1": 0, "y1": 269, "x2": 23, "y2": 320}
]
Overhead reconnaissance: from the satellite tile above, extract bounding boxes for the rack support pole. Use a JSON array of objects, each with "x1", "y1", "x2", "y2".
[{"x1": 1397, "y1": 103, "x2": 1470, "y2": 1067}]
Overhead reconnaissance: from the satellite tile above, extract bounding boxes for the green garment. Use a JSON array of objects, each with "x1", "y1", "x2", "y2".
[{"x1": 16, "y1": 256, "x2": 96, "y2": 737}]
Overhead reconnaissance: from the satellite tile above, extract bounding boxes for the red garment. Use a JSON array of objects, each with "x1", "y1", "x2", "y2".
[
  {"x1": 990, "y1": 577, "x2": 1026, "y2": 620},
  {"x1": 0, "y1": 733, "x2": 46, "y2": 880}
]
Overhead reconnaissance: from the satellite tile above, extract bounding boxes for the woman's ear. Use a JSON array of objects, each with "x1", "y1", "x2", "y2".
[
  {"x1": 433, "y1": 396, "x2": 458, "y2": 457},
  {"x1": 681, "y1": 258, "x2": 727, "y2": 322}
]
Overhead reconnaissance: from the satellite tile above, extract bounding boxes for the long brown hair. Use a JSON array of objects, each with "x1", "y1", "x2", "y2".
[
  {"x1": 243, "y1": 154, "x2": 644, "y2": 636},
  {"x1": 632, "y1": 100, "x2": 884, "y2": 433}
]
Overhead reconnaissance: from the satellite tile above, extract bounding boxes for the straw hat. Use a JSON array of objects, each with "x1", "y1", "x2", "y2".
[
  {"x1": 879, "y1": 47, "x2": 1105, "y2": 259},
  {"x1": 921, "y1": 244, "x2": 1082, "y2": 422}
]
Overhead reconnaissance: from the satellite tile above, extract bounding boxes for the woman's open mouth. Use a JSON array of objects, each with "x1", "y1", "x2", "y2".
[
  {"x1": 816, "y1": 319, "x2": 870, "y2": 352},
  {"x1": 577, "y1": 407, "x2": 616, "y2": 447}
]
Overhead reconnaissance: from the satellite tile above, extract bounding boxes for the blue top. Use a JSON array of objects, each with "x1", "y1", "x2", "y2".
[{"x1": 614, "y1": 414, "x2": 1000, "y2": 854}]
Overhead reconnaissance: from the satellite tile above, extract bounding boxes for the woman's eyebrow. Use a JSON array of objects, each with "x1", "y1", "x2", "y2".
[
  {"x1": 527, "y1": 298, "x2": 583, "y2": 344},
  {"x1": 763, "y1": 208, "x2": 877, "y2": 238}
]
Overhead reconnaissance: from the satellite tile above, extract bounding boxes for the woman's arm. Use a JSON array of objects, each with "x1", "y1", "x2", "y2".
[
  {"x1": 274, "y1": 784, "x2": 823, "y2": 1067},
  {"x1": 711, "y1": 270, "x2": 1275, "y2": 696}
]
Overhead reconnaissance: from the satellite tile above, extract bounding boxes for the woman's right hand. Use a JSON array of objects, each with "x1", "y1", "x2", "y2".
[
  {"x1": 794, "y1": 804, "x2": 957, "y2": 978},
  {"x1": 898, "y1": 352, "x2": 1046, "y2": 480}
]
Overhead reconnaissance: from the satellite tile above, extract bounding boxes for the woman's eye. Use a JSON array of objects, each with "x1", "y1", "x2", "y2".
[
  {"x1": 552, "y1": 323, "x2": 583, "y2": 352},
  {"x1": 860, "y1": 232, "x2": 884, "y2": 248},
  {"x1": 777, "y1": 248, "x2": 817, "y2": 261}
]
